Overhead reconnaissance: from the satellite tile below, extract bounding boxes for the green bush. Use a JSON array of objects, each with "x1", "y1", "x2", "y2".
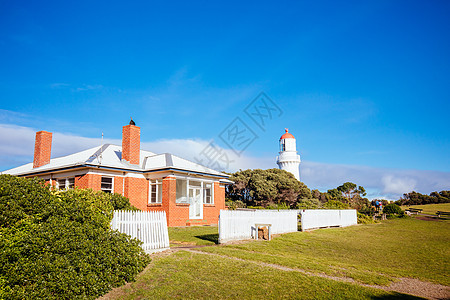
[
  {"x1": 296, "y1": 198, "x2": 321, "y2": 209},
  {"x1": 383, "y1": 203, "x2": 403, "y2": 216},
  {"x1": 322, "y1": 200, "x2": 350, "y2": 209},
  {"x1": 225, "y1": 200, "x2": 246, "y2": 210},
  {"x1": 0, "y1": 175, "x2": 150, "y2": 299},
  {"x1": 357, "y1": 212, "x2": 376, "y2": 224},
  {"x1": 107, "y1": 192, "x2": 139, "y2": 210},
  {"x1": 0, "y1": 175, "x2": 54, "y2": 227}
]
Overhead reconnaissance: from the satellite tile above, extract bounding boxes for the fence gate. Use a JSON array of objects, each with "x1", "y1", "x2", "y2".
[{"x1": 111, "y1": 210, "x2": 170, "y2": 253}]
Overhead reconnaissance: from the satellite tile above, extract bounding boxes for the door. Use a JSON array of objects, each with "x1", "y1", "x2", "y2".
[{"x1": 189, "y1": 187, "x2": 202, "y2": 219}]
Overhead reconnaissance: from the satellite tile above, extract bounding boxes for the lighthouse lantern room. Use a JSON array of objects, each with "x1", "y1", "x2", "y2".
[{"x1": 276, "y1": 129, "x2": 301, "y2": 180}]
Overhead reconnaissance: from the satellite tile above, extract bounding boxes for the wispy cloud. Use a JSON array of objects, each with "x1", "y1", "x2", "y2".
[
  {"x1": 1, "y1": 124, "x2": 449, "y2": 200},
  {"x1": 74, "y1": 84, "x2": 104, "y2": 92},
  {"x1": 49, "y1": 83, "x2": 104, "y2": 92}
]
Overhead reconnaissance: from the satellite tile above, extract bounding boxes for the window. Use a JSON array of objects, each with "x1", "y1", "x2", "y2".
[
  {"x1": 67, "y1": 178, "x2": 75, "y2": 189},
  {"x1": 57, "y1": 178, "x2": 75, "y2": 190},
  {"x1": 176, "y1": 179, "x2": 188, "y2": 203},
  {"x1": 280, "y1": 140, "x2": 285, "y2": 152},
  {"x1": 57, "y1": 179, "x2": 66, "y2": 190},
  {"x1": 149, "y1": 180, "x2": 162, "y2": 204},
  {"x1": 101, "y1": 177, "x2": 113, "y2": 193},
  {"x1": 203, "y1": 183, "x2": 213, "y2": 204}
]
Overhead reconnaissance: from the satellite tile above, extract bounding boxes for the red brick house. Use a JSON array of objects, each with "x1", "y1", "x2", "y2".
[{"x1": 2, "y1": 121, "x2": 231, "y2": 226}]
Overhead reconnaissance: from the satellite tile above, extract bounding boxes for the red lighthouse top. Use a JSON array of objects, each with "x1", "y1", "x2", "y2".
[{"x1": 280, "y1": 128, "x2": 295, "y2": 140}]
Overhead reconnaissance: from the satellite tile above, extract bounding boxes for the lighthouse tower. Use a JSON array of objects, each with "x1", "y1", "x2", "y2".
[{"x1": 276, "y1": 129, "x2": 301, "y2": 181}]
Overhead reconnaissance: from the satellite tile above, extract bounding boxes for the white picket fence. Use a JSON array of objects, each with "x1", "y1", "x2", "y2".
[
  {"x1": 218, "y1": 209, "x2": 298, "y2": 243},
  {"x1": 300, "y1": 209, "x2": 357, "y2": 231},
  {"x1": 111, "y1": 210, "x2": 170, "y2": 253}
]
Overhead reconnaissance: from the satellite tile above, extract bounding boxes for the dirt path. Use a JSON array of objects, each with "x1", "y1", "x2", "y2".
[{"x1": 184, "y1": 249, "x2": 450, "y2": 300}]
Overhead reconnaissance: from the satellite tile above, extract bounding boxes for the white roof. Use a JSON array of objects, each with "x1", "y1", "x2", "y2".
[{"x1": 2, "y1": 144, "x2": 228, "y2": 178}]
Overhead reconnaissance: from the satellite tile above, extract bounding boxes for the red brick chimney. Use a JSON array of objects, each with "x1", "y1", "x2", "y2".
[
  {"x1": 33, "y1": 131, "x2": 52, "y2": 168},
  {"x1": 122, "y1": 119, "x2": 140, "y2": 165}
]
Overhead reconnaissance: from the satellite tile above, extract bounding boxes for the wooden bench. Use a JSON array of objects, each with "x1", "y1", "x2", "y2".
[
  {"x1": 406, "y1": 208, "x2": 423, "y2": 215},
  {"x1": 436, "y1": 211, "x2": 450, "y2": 218}
]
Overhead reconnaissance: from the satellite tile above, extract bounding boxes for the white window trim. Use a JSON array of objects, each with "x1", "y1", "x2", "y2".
[
  {"x1": 175, "y1": 178, "x2": 214, "y2": 205},
  {"x1": 203, "y1": 182, "x2": 214, "y2": 204},
  {"x1": 149, "y1": 179, "x2": 162, "y2": 204},
  {"x1": 56, "y1": 177, "x2": 75, "y2": 190},
  {"x1": 101, "y1": 176, "x2": 114, "y2": 193}
]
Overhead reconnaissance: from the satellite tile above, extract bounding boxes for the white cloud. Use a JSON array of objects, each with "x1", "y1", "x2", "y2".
[
  {"x1": 1, "y1": 124, "x2": 449, "y2": 200},
  {"x1": 381, "y1": 175, "x2": 417, "y2": 195}
]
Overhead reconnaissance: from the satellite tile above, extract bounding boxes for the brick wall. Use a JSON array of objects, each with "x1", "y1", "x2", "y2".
[
  {"x1": 122, "y1": 125, "x2": 140, "y2": 165},
  {"x1": 75, "y1": 174, "x2": 101, "y2": 191},
  {"x1": 147, "y1": 178, "x2": 227, "y2": 227},
  {"x1": 73, "y1": 173, "x2": 227, "y2": 227},
  {"x1": 33, "y1": 131, "x2": 52, "y2": 168},
  {"x1": 114, "y1": 176, "x2": 124, "y2": 195},
  {"x1": 124, "y1": 177, "x2": 148, "y2": 210},
  {"x1": 202, "y1": 181, "x2": 226, "y2": 225}
]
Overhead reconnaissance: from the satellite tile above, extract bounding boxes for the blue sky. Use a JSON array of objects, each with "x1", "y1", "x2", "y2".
[{"x1": 1, "y1": 1, "x2": 449, "y2": 199}]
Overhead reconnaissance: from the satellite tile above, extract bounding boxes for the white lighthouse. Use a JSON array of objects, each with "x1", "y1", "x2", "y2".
[{"x1": 276, "y1": 128, "x2": 301, "y2": 181}]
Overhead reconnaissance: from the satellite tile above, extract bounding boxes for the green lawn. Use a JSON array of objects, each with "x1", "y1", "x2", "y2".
[
  {"x1": 107, "y1": 251, "x2": 420, "y2": 300},
  {"x1": 201, "y1": 218, "x2": 450, "y2": 286},
  {"x1": 168, "y1": 226, "x2": 218, "y2": 246},
  {"x1": 103, "y1": 217, "x2": 449, "y2": 299},
  {"x1": 401, "y1": 203, "x2": 450, "y2": 215}
]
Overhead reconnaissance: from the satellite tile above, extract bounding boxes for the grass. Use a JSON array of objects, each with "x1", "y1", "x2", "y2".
[
  {"x1": 201, "y1": 218, "x2": 450, "y2": 286},
  {"x1": 109, "y1": 251, "x2": 418, "y2": 299},
  {"x1": 400, "y1": 203, "x2": 450, "y2": 215},
  {"x1": 168, "y1": 225, "x2": 218, "y2": 246},
  {"x1": 103, "y1": 217, "x2": 449, "y2": 299}
]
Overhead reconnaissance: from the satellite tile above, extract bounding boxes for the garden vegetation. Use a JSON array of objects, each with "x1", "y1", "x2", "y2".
[{"x1": 0, "y1": 175, "x2": 150, "y2": 300}]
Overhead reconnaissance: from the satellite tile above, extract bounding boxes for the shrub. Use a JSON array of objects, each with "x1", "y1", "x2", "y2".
[
  {"x1": 0, "y1": 175, "x2": 150, "y2": 299},
  {"x1": 358, "y1": 205, "x2": 376, "y2": 216},
  {"x1": 383, "y1": 203, "x2": 403, "y2": 216},
  {"x1": 106, "y1": 192, "x2": 139, "y2": 210},
  {"x1": 296, "y1": 198, "x2": 321, "y2": 209},
  {"x1": 225, "y1": 200, "x2": 246, "y2": 210},
  {"x1": 0, "y1": 175, "x2": 54, "y2": 227},
  {"x1": 357, "y1": 212, "x2": 375, "y2": 224},
  {"x1": 322, "y1": 200, "x2": 350, "y2": 209}
]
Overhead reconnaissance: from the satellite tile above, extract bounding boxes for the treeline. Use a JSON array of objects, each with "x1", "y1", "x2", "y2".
[
  {"x1": 226, "y1": 169, "x2": 372, "y2": 212},
  {"x1": 226, "y1": 168, "x2": 450, "y2": 213},
  {"x1": 395, "y1": 190, "x2": 450, "y2": 206}
]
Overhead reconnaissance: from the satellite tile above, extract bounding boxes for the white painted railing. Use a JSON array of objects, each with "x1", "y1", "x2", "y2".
[
  {"x1": 111, "y1": 210, "x2": 170, "y2": 253},
  {"x1": 300, "y1": 209, "x2": 357, "y2": 231},
  {"x1": 218, "y1": 209, "x2": 298, "y2": 243}
]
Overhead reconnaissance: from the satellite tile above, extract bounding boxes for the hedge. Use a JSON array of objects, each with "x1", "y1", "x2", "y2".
[{"x1": 0, "y1": 175, "x2": 150, "y2": 299}]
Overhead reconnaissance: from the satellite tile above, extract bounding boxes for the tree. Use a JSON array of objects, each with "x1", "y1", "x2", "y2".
[
  {"x1": 336, "y1": 182, "x2": 366, "y2": 203},
  {"x1": 396, "y1": 190, "x2": 449, "y2": 206},
  {"x1": 226, "y1": 169, "x2": 312, "y2": 208},
  {"x1": 326, "y1": 188, "x2": 345, "y2": 202},
  {"x1": 311, "y1": 189, "x2": 328, "y2": 203}
]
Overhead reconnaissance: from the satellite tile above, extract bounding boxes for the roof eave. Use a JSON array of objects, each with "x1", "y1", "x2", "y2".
[{"x1": 11, "y1": 163, "x2": 229, "y2": 179}]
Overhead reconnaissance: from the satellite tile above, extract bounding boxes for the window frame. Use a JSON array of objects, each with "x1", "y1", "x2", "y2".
[
  {"x1": 176, "y1": 179, "x2": 188, "y2": 203},
  {"x1": 56, "y1": 177, "x2": 75, "y2": 190},
  {"x1": 101, "y1": 176, "x2": 114, "y2": 193},
  {"x1": 149, "y1": 179, "x2": 162, "y2": 204},
  {"x1": 203, "y1": 182, "x2": 214, "y2": 204}
]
